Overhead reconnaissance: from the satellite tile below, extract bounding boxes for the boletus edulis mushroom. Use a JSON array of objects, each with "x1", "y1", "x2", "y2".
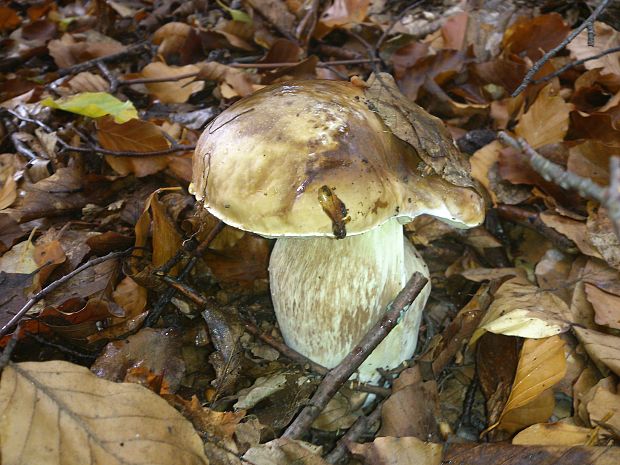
[{"x1": 191, "y1": 76, "x2": 484, "y2": 383}]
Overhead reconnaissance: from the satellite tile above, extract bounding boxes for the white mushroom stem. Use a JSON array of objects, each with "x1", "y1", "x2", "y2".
[{"x1": 269, "y1": 217, "x2": 431, "y2": 383}]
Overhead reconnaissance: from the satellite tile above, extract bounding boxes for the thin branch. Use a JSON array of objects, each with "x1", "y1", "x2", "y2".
[
  {"x1": 532, "y1": 45, "x2": 620, "y2": 85},
  {"x1": 0, "y1": 249, "x2": 130, "y2": 338},
  {"x1": 497, "y1": 132, "x2": 620, "y2": 240},
  {"x1": 512, "y1": 0, "x2": 613, "y2": 96},
  {"x1": 497, "y1": 132, "x2": 606, "y2": 201},
  {"x1": 325, "y1": 401, "x2": 384, "y2": 464},
  {"x1": 608, "y1": 157, "x2": 620, "y2": 238},
  {"x1": 282, "y1": 272, "x2": 428, "y2": 440},
  {"x1": 60, "y1": 143, "x2": 196, "y2": 158},
  {"x1": 56, "y1": 41, "x2": 153, "y2": 78},
  {"x1": 144, "y1": 221, "x2": 225, "y2": 327}
]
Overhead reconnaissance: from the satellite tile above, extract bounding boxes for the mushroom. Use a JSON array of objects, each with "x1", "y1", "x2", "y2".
[{"x1": 191, "y1": 79, "x2": 484, "y2": 383}]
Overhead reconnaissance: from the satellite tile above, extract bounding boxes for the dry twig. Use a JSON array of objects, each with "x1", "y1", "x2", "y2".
[
  {"x1": 498, "y1": 132, "x2": 620, "y2": 239},
  {"x1": 512, "y1": 0, "x2": 613, "y2": 96},
  {"x1": 282, "y1": 272, "x2": 428, "y2": 440}
]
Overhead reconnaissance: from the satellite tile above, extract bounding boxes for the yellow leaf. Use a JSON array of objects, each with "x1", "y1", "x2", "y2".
[
  {"x1": 0, "y1": 361, "x2": 208, "y2": 465},
  {"x1": 496, "y1": 336, "x2": 566, "y2": 432},
  {"x1": 515, "y1": 83, "x2": 572, "y2": 148},
  {"x1": 513, "y1": 422, "x2": 599, "y2": 446},
  {"x1": 41, "y1": 92, "x2": 138, "y2": 123}
]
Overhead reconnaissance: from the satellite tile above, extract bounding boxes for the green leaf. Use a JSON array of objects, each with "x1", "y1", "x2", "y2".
[
  {"x1": 41, "y1": 92, "x2": 138, "y2": 123},
  {"x1": 216, "y1": 0, "x2": 252, "y2": 24}
]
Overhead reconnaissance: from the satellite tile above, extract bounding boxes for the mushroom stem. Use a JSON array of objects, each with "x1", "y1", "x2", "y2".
[{"x1": 269, "y1": 217, "x2": 431, "y2": 383}]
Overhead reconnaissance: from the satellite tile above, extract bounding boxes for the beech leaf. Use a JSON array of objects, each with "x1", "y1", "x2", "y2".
[
  {"x1": 41, "y1": 92, "x2": 138, "y2": 123},
  {"x1": 496, "y1": 336, "x2": 567, "y2": 432},
  {"x1": 0, "y1": 361, "x2": 208, "y2": 465}
]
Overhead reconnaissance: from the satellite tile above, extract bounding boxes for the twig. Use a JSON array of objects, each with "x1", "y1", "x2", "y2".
[
  {"x1": 512, "y1": 0, "x2": 613, "y2": 96},
  {"x1": 532, "y1": 45, "x2": 620, "y2": 85},
  {"x1": 609, "y1": 157, "x2": 620, "y2": 238},
  {"x1": 498, "y1": 133, "x2": 606, "y2": 200},
  {"x1": 97, "y1": 62, "x2": 119, "y2": 93},
  {"x1": 61, "y1": 142, "x2": 196, "y2": 158},
  {"x1": 282, "y1": 272, "x2": 428, "y2": 440},
  {"x1": 118, "y1": 72, "x2": 200, "y2": 86},
  {"x1": 375, "y1": 1, "x2": 424, "y2": 52},
  {"x1": 0, "y1": 249, "x2": 130, "y2": 338},
  {"x1": 144, "y1": 221, "x2": 225, "y2": 327},
  {"x1": 56, "y1": 42, "x2": 153, "y2": 78},
  {"x1": 325, "y1": 401, "x2": 384, "y2": 464},
  {"x1": 242, "y1": 320, "x2": 329, "y2": 375},
  {"x1": 497, "y1": 133, "x2": 620, "y2": 240},
  {"x1": 0, "y1": 329, "x2": 21, "y2": 371}
]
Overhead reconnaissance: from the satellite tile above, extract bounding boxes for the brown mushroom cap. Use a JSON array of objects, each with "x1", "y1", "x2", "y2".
[{"x1": 192, "y1": 79, "x2": 484, "y2": 238}]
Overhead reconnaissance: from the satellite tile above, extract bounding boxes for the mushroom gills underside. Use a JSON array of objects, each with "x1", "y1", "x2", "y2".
[{"x1": 269, "y1": 217, "x2": 431, "y2": 383}]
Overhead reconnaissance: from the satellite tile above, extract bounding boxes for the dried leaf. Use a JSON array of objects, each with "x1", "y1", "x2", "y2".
[
  {"x1": 502, "y1": 13, "x2": 571, "y2": 61},
  {"x1": 0, "y1": 6, "x2": 21, "y2": 32},
  {"x1": 48, "y1": 33, "x2": 125, "y2": 68},
  {"x1": 97, "y1": 116, "x2": 172, "y2": 177},
  {"x1": 540, "y1": 212, "x2": 601, "y2": 258},
  {"x1": 443, "y1": 442, "x2": 620, "y2": 464},
  {"x1": 91, "y1": 328, "x2": 185, "y2": 391},
  {"x1": 348, "y1": 436, "x2": 442, "y2": 465},
  {"x1": 141, "y1": 62, "x2": 204, "y2": 104},
  {"x1": 0, "y1": 361, "x2": 208, "y2": 465},
  {"x1": 471, "y1": 277, "x2": 570, "y2": 344},
  {"x1": 586, "y1": 378, "x2": 620, "y2": 438},
  {"x1": 41, "y1": 92, "x2": 137, "y2": 123},
  {"x1": 67, "y1": 72, "x2": 110, "y2": 93},
  {"x1": 574, "y1": 327, "x2": 620, "y2": 376},
  {"x1": 496, "y1": 336, "x2": 566, "y2": 433},
  {"x1": 0, "y1": 272, "x2": 34, "y2": 329},
  {"x1": 112, "y1": 276, "x2": 147, "y2": 316},
  {"x1": 0, "y1": 164, "x2": 16, "y2": 210},
  {"x1": 243, "y1": 438, "x2": 327, "y2": 465},
  {"x1": 515, "y1": 84, "x2": 572, "y2": 148},
  {"x1": 587, "y1": 207, "x2": 620, "y2": 271},
  {"x1": 513, "y1": 422, "x2": 599, "y2": 446},
  {"x1": 567, "y1": 21, "x2": 620, "y2": 76},
  {"x1": 234, "y1": 373, "x2": 288, "y2": 410}
]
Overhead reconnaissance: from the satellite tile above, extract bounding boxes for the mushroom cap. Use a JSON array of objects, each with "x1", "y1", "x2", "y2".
[{"x1": 192, "y1": 79, "x2": 484, "y2": 238}]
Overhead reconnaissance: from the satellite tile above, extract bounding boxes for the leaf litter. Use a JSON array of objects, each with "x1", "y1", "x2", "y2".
[{"x1": 1, "y1": 1, "x2": 620, "y2": 464}]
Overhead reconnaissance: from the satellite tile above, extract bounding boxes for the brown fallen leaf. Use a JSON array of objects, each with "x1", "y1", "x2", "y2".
[
  {"x1": 567, "y1": 21, "x2": 620, "y2": 76},
  {"x1": 513, "y1": 422, "x2": 600, "y2": 446},
  {"x1": 540, "y1": 212, "x2": 601, "y2": 259},
  {"x1": 515, "y1": 83, "x2": 573, "y2": 148},
  {"x1": 584, "y1": 283, "x2": 620, "y2": 329},
  {"x1": 92, "y1": 327, "x2": 185, "y2": 392},
  {"x1": 378, "y1": 377, "x2": 441, "y2": 440},
  {"x1": 574, "y1": 327, "x2": 620, "y2": 377},
  {"x1": 495, "y1": 336, "x2": 567, "y2": 433},
  {"x1": 587, "y1": 206, "x2": 620, "y2": 271},
  {"x1": 48, "y1": 32, "x2": 125, "y2": 68},
  {"x1": 502, "y1": 13, "x2": 571, "y2": 62},
  {"x1": 112, "y1": 276, "x2": 147, "y2": 316},
  {"x1": 0, "y1": 361, "x2": 208, "y2": 465},
  {"x1": 443, "y1": 442, "x2": 620, "y2": 464},
  {"x1": 141, "y1": 62, "x2": 204, "y2": 104},
  {"x1": 348, "y1": 436, "x2": 442, "y2": 465},
  {"x1": 97, "y1": 116, "x2": 172, "y2": 177},
  {"x1": 585, "y1": 377, "x2": 620, "y2": 439}
]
